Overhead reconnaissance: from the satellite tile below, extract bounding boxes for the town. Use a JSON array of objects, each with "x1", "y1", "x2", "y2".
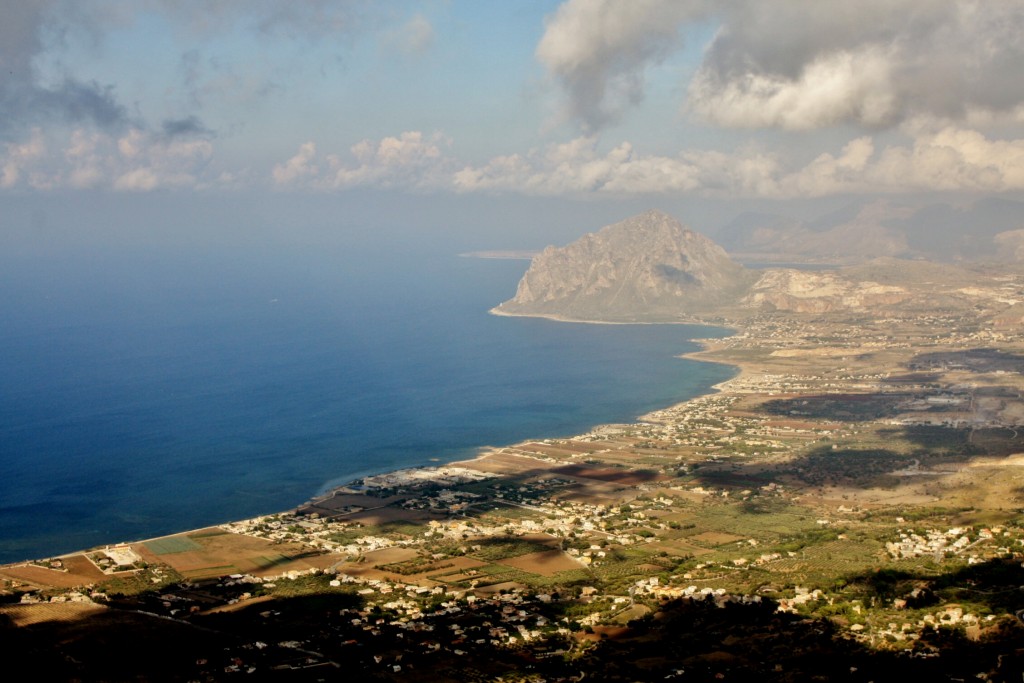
[{"x1": 3, "y1": 298, "x2": 1024, "y2": 680}]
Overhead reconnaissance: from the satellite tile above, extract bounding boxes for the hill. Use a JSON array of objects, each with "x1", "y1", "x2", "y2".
[{"x1": 492, "y1": 210, "x2": 757, "y2": 321}]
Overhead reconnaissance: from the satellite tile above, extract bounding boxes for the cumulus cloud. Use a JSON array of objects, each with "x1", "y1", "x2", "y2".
[
  {"x1": 265, "y1": 124, "x2": 1024, "y2": 198},
  {"x1": 11, "y1": 119, "x2": 1011, "y2": 198},
  {"x1": 455, "y1": 125, "x2": 1024, "y2": 199},
  {"x1": 857, "y1": 125, "x2": 1024, "y2": 193},
  {"x1": 273, "y1": 132, "x2": 453, "y2": 190},
  {"x1": 0, "y1": 126, "x2": 215, "y2": 191},
  {"x1": 688, "y1": 48, "x2": 899, "y2": 130},
  {"x1": 691, "y1": 1, "x2": 1024, "y2": 130},
  {"x1": 453, "y1": 136, "x2": 780, "y2": 197},
  {"x1": 536, "y1": 0, "x2": 707, "y2": 130},
  {"x1": 538, "y1": 0, "x2": 1024, "y2": 131},
  {"x1": 1, "y1": 129, "x2": 47, "y2": 189},
  {"x1": 272, "y1": 142, "x2": 319, "y2": 185},
  {"x1": 384, "y1": 14, "x2": 434, "y2": 55}
]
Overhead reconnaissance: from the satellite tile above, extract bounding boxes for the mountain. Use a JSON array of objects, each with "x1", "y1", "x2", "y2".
[
  {"x1": 493, "y1": 211, "x2": 1024, "y2": 323},
  {"x1": 492, "y1": 210, "x2": 756, "y2": 321},
  {"x1": 901, "y1": 197, "x2": 1024, "y2": 261},
  {"x1": 718, "y1": 197, "x2": 1024, "y2": 263},
  {"x1": 718, "y1": 200, "x2": 911, "y2": 262}
]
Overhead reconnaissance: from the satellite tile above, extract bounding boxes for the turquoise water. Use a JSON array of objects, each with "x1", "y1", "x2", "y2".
[{"x1": 0, "y1": 237, "x2": 734, "y2": 563}]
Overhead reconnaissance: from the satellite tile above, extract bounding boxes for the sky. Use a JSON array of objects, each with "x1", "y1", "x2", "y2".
[{"x1": 3, "y1": 0, "x2": 1024, "y2": 241}]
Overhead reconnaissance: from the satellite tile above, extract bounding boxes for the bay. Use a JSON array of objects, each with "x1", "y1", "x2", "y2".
[{"x1": 0, "y1": 236, "x2": 734, "y2": 563}]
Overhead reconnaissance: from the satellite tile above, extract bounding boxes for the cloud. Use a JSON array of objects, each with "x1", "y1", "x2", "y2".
[
  {"x1": 688, "y1": 48, "x2": 898, "y2": 130},
  {"x1": 273, "y1": 132, "x2": 453, "y2": 190},
  {"x1": 272, "y1": 141, "x2": 319, "y2": 185},
  {"x1": 455, "y1": 125, "x2": 1024, "y2": 199},
  {"x1": 0, "y1": 0, "x2": 374, "y2": 140},
  {"x1": 1, "y1": 129, "x2": 47, "y2": 189},
  {"x1": 161, "y1": 115, "x2": 213, "y2": 138},
  {"x1": 691, "y1": 1, "x2": 1024, "y2": 130},
  {"x1": 453, "y1": 136, "x2": 780, "y2": 197},
  {"x1": 264, "y1": 123, "x2": 1024, "y2": 199},
  {"x1": 0, "y1": 126, "x2": 216, "y2": 191},
  {"x1": 538, "y1": 0, "x2": 1024, "y2": 131},
  {"x1": 384, "y1": 14, "x2": 434, "y2": 56},
  {"x1": 113, "y1": 0, "x2": 365, "y2": 40},
  {"x1": 855, "y1": 124, "x2": 1024, "y2": 194},
  {"x1": 11, "y1": 120, "x2": 1023, "y2": 198},
  {"x1": 0, "y1": 0, "x2": 131, "y2": 137},
  {"x1": 536, "y1": 0, "x2": 707, "y2": 130}
]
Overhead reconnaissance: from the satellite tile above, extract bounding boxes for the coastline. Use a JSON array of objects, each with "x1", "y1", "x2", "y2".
[
  {"x1": 302, "y1": 315, "x2": 739, "y2": 507},
  {"x1": 488, "y1": 306, "x2": 731, "y2": 328},
  {"x1": 2, "y1": 315, "x2": 742, "y2": 567},
  {"x1": 12, "y1": 283, "x2": 1024, "y2": 677}
]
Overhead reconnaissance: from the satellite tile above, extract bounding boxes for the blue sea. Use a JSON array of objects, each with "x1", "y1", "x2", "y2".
[{"x1": 0, "y1": 232, "x2": 734, "y2": 563}]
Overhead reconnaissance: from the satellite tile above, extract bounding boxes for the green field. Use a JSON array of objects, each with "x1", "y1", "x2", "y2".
[{"x1": 145, "y1": 536, "x2": 202, "y2": 555}]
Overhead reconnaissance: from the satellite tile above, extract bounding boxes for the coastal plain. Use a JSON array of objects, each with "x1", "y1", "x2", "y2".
[
  {"x1": 4, "y1": 214, "x2": 1024, "y2": 680},
  {"x1": 5, "y1": 306, "x2": 1024, "y2": 679}
]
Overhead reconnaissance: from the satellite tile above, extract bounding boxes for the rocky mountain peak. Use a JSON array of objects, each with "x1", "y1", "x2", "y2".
[{"x1": 492, "y1": 211, "x2": 754, "y2": 321}]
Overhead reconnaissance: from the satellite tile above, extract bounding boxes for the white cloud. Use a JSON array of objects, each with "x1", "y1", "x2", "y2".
[
  {"x1": 453, "y1": 137, "x2": 780, "y2": 197},
  {"x1": 688, "y1": 1, "x2": 1016, "y2": 130},
  {"x1": 272, "y1": 141, "x2": 318, "y2": 185},
  {"x1": 773, "y1": 125, "x2": 1024, "y2": 196},
  {"x1": 538, "y1": 0, "x2": 1024, "y2": 131},
  {"x1": 688, "y1": 48, "x2": 898, "y2": 130},
  {"x1": 384, "y1": 14, "x2": 434, "y2": 55},
  {"x1": 869, "y1": 125, "x2": 1024, "y2": 192},
  {"x1": 1, "y1": 128, "x2": 47, "y2": 188},
  {"x1": 274, "y1": 132, "x2": 453, "y2": 190},
  {"x1": 330, "y1": 131, "x2": 450, "y2": 188},
  {"x1": 455, "y1": 126, "x2": 1024, "y2": 199},
  {"x1": 0, "y1": 126, "x2": 215, "y2": 191},
  {"x1": 11, "y1": 122, "x2": 1024, "y2": 199}
]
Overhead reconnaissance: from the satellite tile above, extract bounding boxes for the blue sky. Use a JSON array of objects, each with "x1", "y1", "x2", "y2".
[{"x1": 3, "y1": 1, "x2": 1024, "y2": 214}]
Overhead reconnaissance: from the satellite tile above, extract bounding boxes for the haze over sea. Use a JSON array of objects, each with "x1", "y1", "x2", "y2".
[{"x1": 0, "y1": 223, "x2": 733, "y2": 564}]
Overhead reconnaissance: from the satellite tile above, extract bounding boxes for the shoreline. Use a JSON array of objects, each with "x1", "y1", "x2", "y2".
[
  {"x1": 11, "y1": 284, "x2": 1024, "y2": 677},
  {"x1": 301, "y1": 315, "x2": 740, "y2": 505},
  {"x1": 2, "y1": 315, "x2": 743, "y2": 567},
  {"x1": 488, "y1": 306, "x2": 732, "y2": 328}
]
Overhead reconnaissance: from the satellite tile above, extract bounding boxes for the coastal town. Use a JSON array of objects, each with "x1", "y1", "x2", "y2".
[
  {"x1": 4, "y1": 294, "x2": 1024, "y2": 680},
  {"x1": 9, "y1": 0, "x2": 1024, "y2": 676}
]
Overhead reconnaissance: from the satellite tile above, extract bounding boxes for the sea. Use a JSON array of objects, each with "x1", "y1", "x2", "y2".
[{"x1": 0, "y1": 232, "x2": 734, "y2": 564}]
